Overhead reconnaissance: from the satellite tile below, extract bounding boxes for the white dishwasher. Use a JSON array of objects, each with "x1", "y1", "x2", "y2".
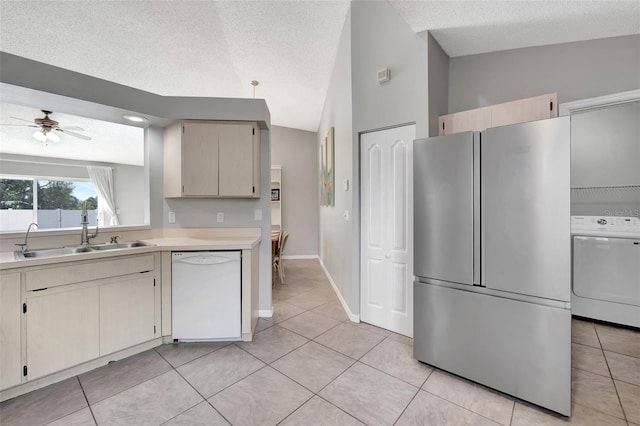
[{"x1": 172, "y1": 251, "x2": 241, "y2": 341}]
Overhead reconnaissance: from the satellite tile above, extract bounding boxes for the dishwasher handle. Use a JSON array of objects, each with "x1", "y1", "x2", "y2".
[{"x1": 173, "y1": 254, "x2": 239, "y2": 265}]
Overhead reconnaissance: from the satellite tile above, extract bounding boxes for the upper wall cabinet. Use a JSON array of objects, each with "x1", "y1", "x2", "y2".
[
  {"x1": 439, "y1": 93, "x2": 558, "y2": 136},
  {"x1": 164, "y1": 121, "x2": 260, "y2": 198}
]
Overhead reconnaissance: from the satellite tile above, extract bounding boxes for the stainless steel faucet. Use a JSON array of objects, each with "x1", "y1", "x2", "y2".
[
  {"x1": 80, "y1": 201, "x2": 99, "y2": 245},
  {"x1": 16, "y1": 222, "x2": 38, "y2": 252}
]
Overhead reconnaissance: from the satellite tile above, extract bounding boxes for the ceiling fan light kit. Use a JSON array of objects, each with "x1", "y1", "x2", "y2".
[
  {"x1": 2, "y1": 109, "x2": 92, "y2": 143},
  {"x1": 32, "y1": 129, "x2": 60, "y2": 143}
]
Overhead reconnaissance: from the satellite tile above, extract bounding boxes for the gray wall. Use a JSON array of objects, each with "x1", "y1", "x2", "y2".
[
  {"x1": 427, "y1": 33, "x2": 449, "y2": 137},
  {"x1": 571, "y1": 100, "x2": 640, "y2": 218},
  {"x1": 318, "y1": 0, "x2": 429, "y2": 316},
  {"x1": 270, "y1": 125, "x2": 319, "y2": 257},
  {"x1": 449, "y1": 34, "x2": 640, "y2": 113},
  {"x1": 0, "y1": 53, "x2": 274, "y2": 313},
  {"x1": 318, "y1": 5, "x2": 355, "y2": 313},
  {"x1": 351, "y1": 1, "x2": 429, "y2": 139}
]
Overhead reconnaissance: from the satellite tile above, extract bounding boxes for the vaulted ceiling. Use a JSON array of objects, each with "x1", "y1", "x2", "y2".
[{"x1": 1, "y1": 0, "x2": 639, "y2": 135}]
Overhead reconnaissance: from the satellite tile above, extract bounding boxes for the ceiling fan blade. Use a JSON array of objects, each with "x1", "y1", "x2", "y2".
[
  {"x1": 56, "y1": 128, "x2": 92, "y2": 140},
  {"x1": 59, "y1": 126, "x2": 85, "y2": 131},
  {"x1": 9, "y1": 116, "x2": 36, "y2": 124},
  {"x1": 0, "y1": 123, "x2": 37, "y2": 127}
]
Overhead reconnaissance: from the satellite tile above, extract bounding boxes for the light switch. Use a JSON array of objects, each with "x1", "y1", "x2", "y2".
[
  {"x1": 254, "y1": 209, "x2": 262, "y2": 221},
  {"x1": 343, "y1": 179, "x2": 350, "y2": 191},
  {"x1": 217, "y1": 212, "x2": 224, "y2": 223},
  {"x1": 168, "y1": 211, "x2": 176, "y2": 224}
]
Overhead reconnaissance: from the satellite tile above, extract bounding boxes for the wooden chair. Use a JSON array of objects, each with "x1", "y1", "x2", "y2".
[{"x1": 272, "y1": 230, "x2": 289, "y2": 285}]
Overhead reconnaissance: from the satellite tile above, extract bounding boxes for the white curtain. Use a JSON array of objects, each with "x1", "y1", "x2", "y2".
[{"x1": 87, "y1": 166, "x2": 119, "y2": 226}]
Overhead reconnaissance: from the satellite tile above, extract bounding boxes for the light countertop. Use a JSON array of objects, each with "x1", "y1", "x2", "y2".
[{"x1": 0, "y1": 236, "x2": 261, "y2": 270}]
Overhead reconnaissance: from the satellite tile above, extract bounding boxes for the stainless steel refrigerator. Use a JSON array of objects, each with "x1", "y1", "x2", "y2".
[{"x1": 413, "y1": 117, "x2": 571, "y2": 416}]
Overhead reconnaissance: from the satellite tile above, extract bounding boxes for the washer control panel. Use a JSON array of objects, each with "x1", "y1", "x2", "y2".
[{"x1": 571, "y1": 216, "x2": 640, "y2": 232}]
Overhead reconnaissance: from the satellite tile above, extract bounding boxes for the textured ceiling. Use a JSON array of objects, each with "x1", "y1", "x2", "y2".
[
  {"x1": 0, "y1": 0, "x2": 351, "y2": 132},
  {"x1": 0, "y1": 104, "x2": 144, "y2": 166},
  {"x1": 0, "y1": 0, "x2": 638, "y2": 135},
  {"x1": 389, "y1": 0, "x2": 640, "y2": 57}
]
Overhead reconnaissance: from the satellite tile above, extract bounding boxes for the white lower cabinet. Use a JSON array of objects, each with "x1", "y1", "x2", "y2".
[
  {"x1": 6, "y1": 253, "x2": 161, "y2": 388},
  {"x1": 100, "y1": 277, "x2": 156, "y2": 355},
  {"x1": 26, "y1": 286, "x2": 100, "y2": 380},
  {"x1": 0, "y1": 272, "x2": 22, "y2": 390}
]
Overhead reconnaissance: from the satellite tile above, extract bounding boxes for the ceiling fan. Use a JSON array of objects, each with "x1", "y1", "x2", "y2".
[{"x1": 2, "y1": 110, "x2": 92, "y2": 143}]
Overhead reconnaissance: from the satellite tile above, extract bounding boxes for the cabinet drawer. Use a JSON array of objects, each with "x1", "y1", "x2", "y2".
[{"x1": 25, "y1": 254, "x2": 155, "y2": 291}]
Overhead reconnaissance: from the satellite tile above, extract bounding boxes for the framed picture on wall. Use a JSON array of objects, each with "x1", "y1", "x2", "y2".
[
  {"x1": 320, "y1": 139, "x2": 327, "y2": 206},
  {"x1": 326, "y1": 127, "x2": 335, "y2": 206}
]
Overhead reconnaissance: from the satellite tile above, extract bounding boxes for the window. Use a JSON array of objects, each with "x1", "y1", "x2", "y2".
[{"x1": 0, "y1": 176, "x2": 98, "y2": 232}]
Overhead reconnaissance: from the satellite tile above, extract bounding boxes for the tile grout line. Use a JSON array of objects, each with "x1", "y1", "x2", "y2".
[
  {"x1": 391, "y1": 367, "x2": 436, "y2": 426},
  {"x1": 77, "y1": 350, "x2": 174, "y2": 407},
  {"x1": 231, "y1": 302, "x2": 362, "y2": 425},
  {"x1": 594, "y1": 323, "x2": 630, "y2": 424},
  {"x1": 153, "y1": 343, "x2": 230, "y2": 371},
  {"x1": 508, "y1": 395, "x2": 516, "y2": 426},
  {"x1": 391, "y1": 386, "x2": 421, "y2": 426},
  {"x1": 421, "y1": 387, "x2": 507, "y2": 426},
  {"x1": 180, "y1": 383, "x2": 233, "y2": 425},
  {"x1": 168, "y1": 347, "x2": 268, "y2": 425},
  {"x1": 315, "y1": 394, "x2": 369, "y2": 425},
  {"x1": 75, "y1": 376, "x2": 99, "y2": 426}
]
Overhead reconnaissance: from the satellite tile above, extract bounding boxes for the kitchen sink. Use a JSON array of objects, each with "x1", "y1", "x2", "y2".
[
  {"x1": 15, "y1": 241, "x2": 154, "y2": 260},
  {"x1": 89, "y1": 241, "x2": 153, "y2": 250}
]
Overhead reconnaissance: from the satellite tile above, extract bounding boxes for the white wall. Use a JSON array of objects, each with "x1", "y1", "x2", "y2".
[
  {"x1": 318, "y1": 1, "x2": 429, "y2": 317},
  {"x1": 112, "y1": 164, "x2": 145, "y2": 225},
  {"x1": 270, "y1": 125, "x2": 319, "y2": 257},
  {"x1": 448, "y1": 34, "x2": 640, "y2": 113}
]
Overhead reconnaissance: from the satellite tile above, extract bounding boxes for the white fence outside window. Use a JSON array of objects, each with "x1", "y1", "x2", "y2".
[{"x1": 0, "y1": 209, "x2": 98, "y2": 232}]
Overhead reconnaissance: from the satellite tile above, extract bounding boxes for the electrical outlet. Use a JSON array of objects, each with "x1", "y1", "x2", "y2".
[
  {"x1": 168, "y1": 211, "x2": 176, "y2": 224},
  {"x1": 343, "y1": 210, "x2": 350, "y2": 221},
  {"x1": 217, "y1": 212, "x2": 224, "y2": 223}
]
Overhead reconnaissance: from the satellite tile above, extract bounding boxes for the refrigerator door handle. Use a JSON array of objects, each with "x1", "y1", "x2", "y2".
[
  {"x1": 480, "y1": 131, "x2": 487, "y2": 287},
  {"x1": 473, "y1": 132, "x2": 482, "y2": 285}
]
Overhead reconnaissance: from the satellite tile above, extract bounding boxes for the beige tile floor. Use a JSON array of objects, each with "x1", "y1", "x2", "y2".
[{"x1": 1, "y1": 259, "x2": 638, "y2": 425}]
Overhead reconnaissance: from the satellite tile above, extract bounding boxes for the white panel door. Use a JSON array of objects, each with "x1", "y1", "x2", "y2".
[{"x1": 361, "y1": 124, "x2": 415, "y2": 337}]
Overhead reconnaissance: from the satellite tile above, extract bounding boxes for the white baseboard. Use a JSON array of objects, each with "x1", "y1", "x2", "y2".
[
  {"x1": 283, "y1": 254, "x2": 319, "y2": 260},
  {"x1": 1, "y1": 338, "x2": 162, "y2": 402},
  {"x1": 319, "y1": 258, "x2": 360, "y2": 323},
  {"x1": 259, "y1": 308, "x2": 273, "y2": 318}
]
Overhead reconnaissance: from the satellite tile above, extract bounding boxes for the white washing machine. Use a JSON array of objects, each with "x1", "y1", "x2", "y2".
[{"x1": 572, "y1": 216, "x2": 640, "y2": 328}]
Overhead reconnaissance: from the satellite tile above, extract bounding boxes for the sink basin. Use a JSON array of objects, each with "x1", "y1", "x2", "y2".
[
  {"x1": 17, "y1": 246, "x2": 94, "y2": 259},
  {"x1": 89, "y1": 241, "x2": 153, "y2": 250},
  {"x1": 15, "y1": 241, "x2": 154, "y2": 260}
]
